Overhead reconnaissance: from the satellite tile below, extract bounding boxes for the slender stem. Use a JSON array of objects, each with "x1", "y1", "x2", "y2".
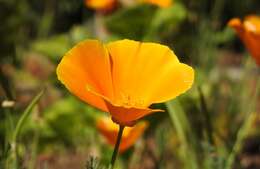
[
  {"x1": 225, "y1": 76, "x2": 260, "y2": 169},
  {"x1": 110, "y1": 125, "x2": 125, "y2": 169},
  {"x1": 10, "y1": 90, "x2": 44, "y2": 169},
  {"x1": 197, "y1": 86, "x2": 214, "y2": 145}
]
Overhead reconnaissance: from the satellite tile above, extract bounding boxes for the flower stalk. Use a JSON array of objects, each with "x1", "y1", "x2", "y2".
[{"x1": 110, "y1": 125, "x2": 125, "y2": 169}]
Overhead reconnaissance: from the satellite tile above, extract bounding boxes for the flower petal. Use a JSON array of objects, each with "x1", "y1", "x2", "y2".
[
  {"x1": 148, "y1": 63, "x2": 194, "y2": 103},
  {"x1": 119, "y1": 121, "x2": 148, "y2": 152},
  {"x1": 56, "y1": 40, "x2": 114, "y2": 111},
  {"x1": 105, "y1": 100, "x2": 163, "y2": 126},
  {"x1": 243, "y1": 32, "x2": 260, "y2": 65},
  {"x1": 96, "y1": 117, "x2": 118, "y2": 145},
  {"x1": 228, "y1": 16, "x2": 260, "y2": 66},
  {"x1": 96, "y1": 117, "x2": 149, "y2": 153},
  {"x1": 244, "y1": 15, "x2": 260, "y2": 34},
  {"x1": 107, "y1": 39, "x2": 193, "y2": 107},
  {"x1": 82, "y1": 82, "x2": 163, "y2": 126},
  {"x1": 106, "y1": 39, "x2": 143, "y2": 106}
]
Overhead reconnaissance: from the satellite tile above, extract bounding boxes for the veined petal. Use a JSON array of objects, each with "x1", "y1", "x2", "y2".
[
  {"x1": 84, "y1": 82, "x2": 163, "y2": 126},
  {"x1": 147, "y1": 63, "x2": 194, "y2": 103},
  {"x1": 107, "y1": 39, "x2": 193, "y2": 107},
  {"x1": 56, "y1": 40, "x2": 114, "y2": 111},
  {"x1": 106, "y1": 39, "x2": 142, "y2": 106}
]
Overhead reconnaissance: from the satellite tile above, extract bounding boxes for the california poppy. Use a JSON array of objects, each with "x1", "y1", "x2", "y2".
[
  {"x1": 142, "y1": 0, "x2": 172, "y2": 8},
  {"x1": 96, "y1": 116, "x2": 148, "y2": 152},
  {"x1": 57, "y1": 39, "x2": 194, "y2": 126},
  {"x1": 84, "y1": 0, "x2": 117, "y2": 12},
  {"x1": 228, "y1": 15, "x2": 260, "y2": 66}
]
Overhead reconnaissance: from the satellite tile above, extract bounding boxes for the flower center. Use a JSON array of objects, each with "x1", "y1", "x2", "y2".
[{"x1": 118, "y1": 92, "x2": 145, "y2": 108}]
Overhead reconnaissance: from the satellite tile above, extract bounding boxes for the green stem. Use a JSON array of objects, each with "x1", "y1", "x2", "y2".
[
  {"x1": 197, "y1": 86, "x2": 214, "y2": 145},
  {"x1": 12, "y1": 90, "x2": 44, "y2": 143},
  {"x1": 110, "y1": 125, "x2": 125, "y2": 169},
  {"x1": 10, "y1": 89, "x2": 44, "y2": 169},
  {"x1": 224, "y1": 112, "x2": 255, "y2": 169},
  {"x1": 225, "y1": 76, "x2": 260, "y2": 169}
]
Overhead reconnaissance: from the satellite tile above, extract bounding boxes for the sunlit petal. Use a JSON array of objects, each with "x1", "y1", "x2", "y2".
[
  {"x1": 107, "y1": 39, "x2": 193, "y2": 108},
  {"x1": 57, "y1": 40, "x2": 114, "y2": 111}
]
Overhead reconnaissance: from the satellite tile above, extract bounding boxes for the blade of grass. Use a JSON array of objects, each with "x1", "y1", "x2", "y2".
[
  {"x1": 10, "y1": 89, "x2": 44, "y2": 169},
  {"x1": 225, "y1": 76, "x2": 260, "y2": 169},
  {"x1": 224, "y1": 111, "x2": 255, "y2": 169},
  {"x1": 197, "y1": 86, "x2": 214, "y2": 145},
  {"x1": 166, "y1": 99, "x2": 199, "y2": 169},
  {"x1": 12, "y1": 89, "x2": 44, "y2": 143}
]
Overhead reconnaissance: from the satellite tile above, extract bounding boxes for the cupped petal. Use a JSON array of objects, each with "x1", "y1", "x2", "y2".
[
  {"x1": 96, "y1": 117, "x2": 118, "y2": 145},
  {"x1": 147, "y1": 63, "x2": 194, "y2": 103},
  {"x1": 106, "y1": 39, "x2": 143, "y2": 106},
  {"x1": 106, "y1": 39, "x2": 193, "y2": 107},
  {"x1": 84, "y1": 82, "x2": 164, "y2": 126},
  {"x1": 105, "y1": 100, "x2": 163, "y2": 126},
  {"x1": 119, "y1": 121, "x2": 148, "y2": 152},
  {"x1": 56, "y1": 40, "x2": 114, "y2": 112}
]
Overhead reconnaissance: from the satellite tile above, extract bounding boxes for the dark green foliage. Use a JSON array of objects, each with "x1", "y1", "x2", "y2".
[{"x1": 105, "y1": 4, "x2": 157, "y2": 40}]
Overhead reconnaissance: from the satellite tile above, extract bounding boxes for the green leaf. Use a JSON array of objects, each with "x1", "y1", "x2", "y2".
[
  {"x1": 144, "y1": 3, "x2": 187, "y2": 40},
  {"x1": 31, "y1": 25, "x2": 90, "y2": 60},
  {"x1": 31, "y1": 35, "x2": 70, "y2": 60}
]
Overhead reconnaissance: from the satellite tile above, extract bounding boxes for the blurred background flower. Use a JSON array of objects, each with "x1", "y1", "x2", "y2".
[
  {"x1": 96, "y1": 116, "x2": 148, "y2": 152},
  {"x1": 85, "y1": 0, "x2": 118, "y2": 13},
  {"x1": 142, "y1": 0, "x2": 172, "y2": 8},
  {"x1": 228, "y1": 15, "x2": 260, "y2": 66}
]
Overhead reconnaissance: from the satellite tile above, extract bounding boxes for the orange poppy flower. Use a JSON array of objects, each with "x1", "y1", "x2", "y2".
[
  {"x1": 56, "y1": 39, "x2": 194, "y2": 126},
  {"x1": 142, "y1": 0, "x2": 172, "y2": 8},
  {"x1": 84, "y1": 0, "x2": 117, "y2": 11},
  {"x1": 228, "y1": 15, "x2": 260, "y2": 66},
  {"x1": 96, "y1": 116, "x2": 148, "y2": 152}
]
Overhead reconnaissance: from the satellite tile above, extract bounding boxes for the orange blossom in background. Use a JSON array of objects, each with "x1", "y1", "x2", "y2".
[
  {"x1": 84, "y1": 0, "x2": 117, "y2": 12},
  {"x1": 228, "y1": 15, "x2": 260, "y2": 66},
  {"x1": 96, "y1": 116, "x2": 148, "y2": 152},
  {"x1": 142, "y1": 0, "x2": 172, "y2": 8}
]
